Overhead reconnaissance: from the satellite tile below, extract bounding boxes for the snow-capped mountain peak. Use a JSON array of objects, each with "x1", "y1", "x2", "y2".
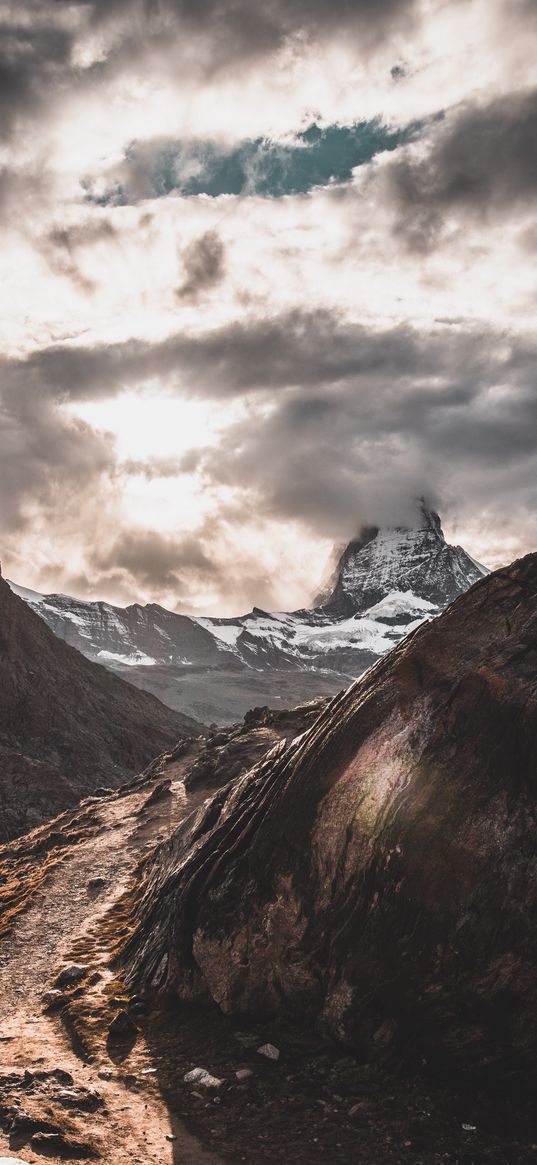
[
  {"x1": 7, "y1": 504, "x2": 488, "y2": 723},
  {"x1": 319, "y1": 501, "x2": 487, "y2": 617}
]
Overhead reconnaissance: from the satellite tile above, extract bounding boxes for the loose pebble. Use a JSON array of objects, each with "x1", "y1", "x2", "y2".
[{"x1": 257, "y1": 1043, "x2": 280, "y2": 1061}]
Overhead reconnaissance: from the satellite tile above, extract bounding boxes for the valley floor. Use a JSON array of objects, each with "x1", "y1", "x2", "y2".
[{"x1": 0, "y1": 751, "x2": 535, "y2": 1165}]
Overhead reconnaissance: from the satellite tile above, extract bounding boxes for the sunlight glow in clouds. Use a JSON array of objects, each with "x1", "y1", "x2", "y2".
[
  {"x1": 68, "y1": 391, "x2": 224, "y2": 462},
  {"x1": 0, "y1": 0, "x2": 536, "y2": 610}
]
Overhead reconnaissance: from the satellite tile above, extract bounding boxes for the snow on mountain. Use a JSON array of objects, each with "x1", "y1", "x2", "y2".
[
  {"x1": 319, "y1": 502, "x2": 487, "y2": 617},
  {"x1": 7, "y1": 503, "x2": 488, "y2": 723}
]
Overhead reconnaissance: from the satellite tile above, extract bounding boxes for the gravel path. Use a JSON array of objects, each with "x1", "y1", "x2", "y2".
[{"x1": 0, "y1": 758, "x2": 222, "y2": 1165}]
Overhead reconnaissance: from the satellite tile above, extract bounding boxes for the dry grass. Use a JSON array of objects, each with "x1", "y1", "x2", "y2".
[{"x1": 0, "y1": 805, "x2": 99, "y2": 939}]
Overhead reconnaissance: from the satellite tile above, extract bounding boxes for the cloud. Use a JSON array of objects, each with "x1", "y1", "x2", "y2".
[
  {"x1": 0, "y1": 375, "x2": 115, "y2": 538},
  {"x1": 119, "y1": 456, "x2": 189, "y2": 479},
  {"x1": 382, "y1": 88, "x2": 537, "y2": 250},
  {"x1": 4, "y1": 308, "x2": 537, "y2": 566},
  {"x1": 16, "y1": 311, "x2": 465, "y2": 401},
  {"x1": 0, "y1": 0, "x2": 420, "y2": 161},
  {"x1": 83, "y1": 0, "x2": 419, "y2": 76},
  {"x1": 0, "y1": 15, "x2": 74, "y2": 140},
  {"x1": 176, "y1": 230, "x2": 225, "y2": 299},
  {"x1": 90, "y1": 528, "x2": 218, "y2": 592},
  {"x1": 2, "y1": 0, "x2": 537, "y2": 612},
  {"x1": 41, "y1": 218, "x2": 118, "y2": 293}
]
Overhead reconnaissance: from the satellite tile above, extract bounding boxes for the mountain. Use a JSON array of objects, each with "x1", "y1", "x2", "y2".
[
  {"x1": 317, "y1": 501, "x2": 486, "y2": 616},
  {"x1": 0, "y1": 576, "x2": 203, "y2": 840},
  {"x1": 122, "y1": 552, "x2": 537, "y2": 1078},
  {"x1": 8, "y1": 503, "x2": 487, "y2": 724}
]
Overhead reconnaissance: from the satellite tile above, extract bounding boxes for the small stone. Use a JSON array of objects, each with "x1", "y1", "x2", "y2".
[
  {"x1": 183, "y1": 1067, "x2": 224, "y2": 1088},
  {"x1": 42, "y1": 988, "x2": 66, "y2": 1011},
  {"x1": 462, "y1": 1123, "x2": 477, "y2": 1132},
  {"x1": 165, "y1": 1134, "x2": 177, "y2": 1141},
  {"x1": 55, "y1": 963, "x2": 89, "y2": 989},
  {"x1": 56, "y1": 1088, "x2": 102, "y2": 1112},
  {"x1": 235, "y1": 1069, "x2": 253, "y2": 1081},
  {"x1": 34, "y1": 1068, "x2": 74, "y2": 1086},
  {"x1": 349, "y1": 1102, "x2": 369, "y2": 1116},
  {"x1": 108, "y1": 1010, "x2": 138, "y2": 1039},
  {"x1": 98, "y1": 1069, "x2": 113, "y2": 1080},
  {"x1": 257, "y1": 1043, "x2": 280, "y2": 1060},
  {"x1": 88, "y1": 877, "x2": 106, "y2": 891}
]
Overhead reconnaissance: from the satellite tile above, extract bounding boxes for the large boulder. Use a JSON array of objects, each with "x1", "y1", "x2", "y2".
[{"x1": 123, "y1": 555, "x2": 537, "y2": 1076}]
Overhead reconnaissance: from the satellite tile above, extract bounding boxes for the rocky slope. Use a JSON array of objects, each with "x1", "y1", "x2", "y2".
[
  {"x1": 121, "y1": 553, "x2": 537, "y2": 1078},
  {"x1": 0, "y1": 576, "x2": 202, "y2": 840},
  {"x1": 9, "y1": 503, "x2": 487, "y2": 724},
  {"x1": 1, "y1": 700, "x2": 535, "y2": 1164}
]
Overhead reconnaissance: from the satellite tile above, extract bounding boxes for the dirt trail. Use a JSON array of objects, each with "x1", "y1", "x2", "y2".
[{"x1": 0, "y1": 753, "x2": 223, "y2": 1165}]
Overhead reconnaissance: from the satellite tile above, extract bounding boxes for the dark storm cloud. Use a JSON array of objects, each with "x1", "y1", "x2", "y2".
[
  {"x1": 176, "y1": 230, "x2": 225, "y2": 300},
  {"x1": 86, "y1": 519, "x2": 280, "y2": 611},
  {"x1": 0, "y1": 377, "x2": 114, "y2": 534},
  {"x1": 0, "y1": 15, "x2": 74, "y2": 139},
  {"x1": 3, "y1": 311, "x2": 460, "y2": 404},
  {"x1": 384, "y1": 88, "x2": 537, "y2": 249},
  {"x1": 86, "y1": 120, "x2": 414, "y2": 205},
  {"x1": 190, "y1": 362, "x2": 537, "y2": 543},
  {"x1": 82, "y1": 0, "x2": 419, "y2": 71},
  {"x1": 5, "y1": 311, "x2": 537, "y2": 551},
  {"x1": 90, "y1": 529, "x2": 218, "y2": 591},
  {"x1": 0, "y1": 0, "x2": 418, "y2": 148},
  {"x1": 5, "y1": 310, "x2": 537, "y2": 410}
]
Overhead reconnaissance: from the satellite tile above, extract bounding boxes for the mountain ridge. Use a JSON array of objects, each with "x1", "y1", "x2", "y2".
[
  {"x1": 8, "y1": 504, "x2": 488, "y2": 724},
  {"x1": 0, "y1": 576, "x2": 203, "y2": 839}
]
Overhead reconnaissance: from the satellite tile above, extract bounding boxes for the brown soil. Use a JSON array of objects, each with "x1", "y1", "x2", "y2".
[{"x1": 0, "y1": 744, "x2": 221, "y2": 1165}]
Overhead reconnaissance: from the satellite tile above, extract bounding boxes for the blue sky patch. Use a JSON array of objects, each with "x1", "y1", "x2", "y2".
[{"x1": 85, "y1": 118, "x2": 421, "y2": 205}]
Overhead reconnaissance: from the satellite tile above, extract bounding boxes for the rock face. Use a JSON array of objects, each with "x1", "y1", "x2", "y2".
[
  {"x1": 0, "y1": 578, "x2": 202, "y2": 840},
  {"x1": 123, "y1": 554, "x2": 537, "y2": 1076},
  {"x1": 318, "y1": 501, "x2": 486, "y2": 616},
  {"x1": 8, "y1": 503, "x2": 487, "y2": 724}
]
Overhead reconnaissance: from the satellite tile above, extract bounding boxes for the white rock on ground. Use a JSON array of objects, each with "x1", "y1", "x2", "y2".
[
  {"x1": 0, "y1": 1158, "x2": 34, "y2": 1164},
  {"x1": 183, "y1": 1067, "x2": 224, "y2": 1088},
  {"x1": 257, "y1": 1043, "x2": 280, "y2": 1060}
]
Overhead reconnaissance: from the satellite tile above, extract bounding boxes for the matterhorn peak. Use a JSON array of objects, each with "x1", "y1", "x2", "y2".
[{"x1": 318, "y1": 500, "x2": 487, "y2": 618}]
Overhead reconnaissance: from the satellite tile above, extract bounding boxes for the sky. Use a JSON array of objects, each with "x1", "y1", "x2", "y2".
[{"x1": 0, "y1": 0, "x2": 536, "y2": 614}]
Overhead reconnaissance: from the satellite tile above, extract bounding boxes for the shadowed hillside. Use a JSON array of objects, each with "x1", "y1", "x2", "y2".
[{"x1": 0, "y1": 576, "x2": 203, "y2": 839}]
